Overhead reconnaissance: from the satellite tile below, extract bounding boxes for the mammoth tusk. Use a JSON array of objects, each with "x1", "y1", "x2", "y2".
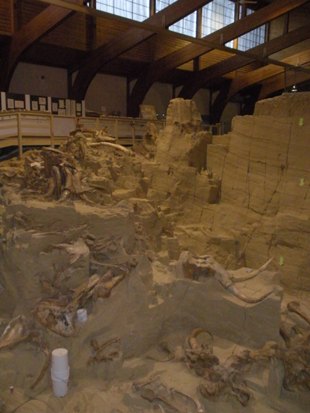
[
  {"x1": 227, "y1": 284, "x2": 275, "y2": 304},
  {"x1": 231, "y1": 257, "x2": 274, "y2": 283},
  {"x1": 88, "y1": 142, "x2": 131, "y2": 154}
]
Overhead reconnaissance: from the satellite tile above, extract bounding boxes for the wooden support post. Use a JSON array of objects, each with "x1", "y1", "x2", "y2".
[
  {"x1": 196, "y1": 7, "x2": 202, "y2": 38},
  {"x1": 131, "y1": 121, "x2": 136, "y2": 146},
  {"x1": 114, "y1": 119, "x2": 119, "y2": 141},
  {"x1": 150, "y1": 0, "x2": 155, "y2": 16},
  {"x1": 172, "y1": 84, "x2": 177, "y2": 99},
  {"x1": 17, "y1": 112, "x2": 23, "y2": 158},
  {"x1": 283, "y1": 12, "x2": 290, "y2": 35},
  {"x1": 50, "y1": 114, "x2": 55, "y2": 147}
]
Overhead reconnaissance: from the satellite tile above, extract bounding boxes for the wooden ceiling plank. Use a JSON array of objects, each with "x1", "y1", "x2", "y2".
[
  {"x1": 0, "y1": 1, "x2": 78, "y2": 90},
  {"x1": 70, "y1": 0, "x2": 213, "y2": 99},
  {"x1": 128, "y1": 0, "x2": 309, "y2": 116},
  {"x1": 179, "y1": 24, "x2": 310, "y2": 98}
]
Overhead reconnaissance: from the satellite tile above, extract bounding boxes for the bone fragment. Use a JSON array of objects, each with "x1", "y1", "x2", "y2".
[
  {"x1": 0, "y1": 315, "x2": 29, "y2": 350},
  {"x1": 287, "y1": 301, "x2": 310, "y2": 325},
  {"x1": 88, "y1": 142, "x2": 131, "y2": 153}
]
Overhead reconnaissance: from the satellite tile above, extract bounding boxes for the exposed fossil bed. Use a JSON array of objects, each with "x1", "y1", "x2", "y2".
[{"x1": 0, "y1": 94, "x2": 309, "y2": 413}]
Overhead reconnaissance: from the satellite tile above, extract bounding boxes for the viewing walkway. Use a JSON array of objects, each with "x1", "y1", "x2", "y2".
[{"x1": 0, "y1": 111, "x2": 222, "y2": 158}]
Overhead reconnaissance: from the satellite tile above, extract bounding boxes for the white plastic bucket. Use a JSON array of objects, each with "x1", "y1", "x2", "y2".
[
  {"x1": 77, "y1": 308, "x2": 88, "y2": 323},
  {"x1": 51, "y1": 348, "x2": 69, "y2": 371},
  {"x1": 51, "y1": 376, "x2": 68, "y2": 397},
  {"x1": 51, "y1": 348, "x2": 70, "y2": 397}
]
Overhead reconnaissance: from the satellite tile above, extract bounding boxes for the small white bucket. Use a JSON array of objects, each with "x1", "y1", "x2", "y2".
[
  {"x1": 51, "y1": 348, "x2": 69, "y2": 371},
  {"x1": 77, "y1": 308, "x2": 88, "y2": 324},
  {"x1": 51, "y1": 367, "x2": 70, "y2": 397},
  {"x1": 51, "y1": 376, "x2": 69, "y2": 397},
  {"x1": 51, "y1": 348, "x2": 70, "y2": 397}
]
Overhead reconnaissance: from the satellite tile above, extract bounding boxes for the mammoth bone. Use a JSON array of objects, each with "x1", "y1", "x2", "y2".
[
  {"x1": 133, "y1": 374, "x2": 205, "y2": 413},
  {"x1": 33, "y1": 271, "x2": 125, "y2": 336},
  {"x1": 179, "y1": 252, "x2": 276, "y2": 304},
  {"x1": 184, "y1": 328, "x2": 251, "y2": 406},
  {"x1": 40, "y1": 147, "x2": 91, "y2": 202},
  {"x1": 0, "y1": 315, "x2": 50, "y2": 389}
]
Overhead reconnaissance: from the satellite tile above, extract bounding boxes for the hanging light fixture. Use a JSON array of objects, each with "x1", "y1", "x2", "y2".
[{"x1": 291, "y1": 84, "x2": 298, "y2": 92}]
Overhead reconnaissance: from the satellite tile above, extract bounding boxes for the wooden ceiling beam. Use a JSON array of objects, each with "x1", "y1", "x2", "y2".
[
  {"x1": 70, "y1": 0, "x2": 213, "y2": 100},
  {"x1": 259, "y1": 70, "x2": 310, "y2": 99},
  {"x1": 128, "y1": 0, "x2": 309, "y2": 116},
  {"x1": 179, "y1": 24, "x2": 310, "y2": 98},
  {"x1": 0, "y1": 1, "x2": 78, "y2": 90},
  {"x1": 228, "y1": 48, "x2": 310, "y2": 99}
]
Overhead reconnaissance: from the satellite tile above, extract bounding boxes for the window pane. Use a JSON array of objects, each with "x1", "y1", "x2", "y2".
[
  {"x1": 202, "y1": 0, "x2": 235, "y2": 47},
  {"x1": 170, "y1": 11, "x2": 197, "y2": 37},
  {"x1": 156, "y1": 0, "x2": 197, "y2": 37},
  {"x1": 96, "y1": 0, "x2": 149, "y2": 22},
  {"x1": 156, "y1": 0, "x2": 176, "y2": 12},
  {"x1": 238, "y1": 8, "x2": 266, "y2": 51}
]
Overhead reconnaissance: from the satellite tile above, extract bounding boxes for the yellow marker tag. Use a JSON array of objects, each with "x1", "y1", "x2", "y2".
[
  {"x1": 298, "y1": 117, "x2": 304, "y2": 126},
  {"x1": 279, "y1": 256, "x2": 284, "y2": 266},
  {"x1": 299, "y1": 178, "x2": 305, "y2": 187}
]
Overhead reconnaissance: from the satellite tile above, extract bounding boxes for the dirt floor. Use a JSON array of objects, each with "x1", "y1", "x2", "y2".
[{"x1": 0, "y1": 95, "x2": 309, "y2": 412}]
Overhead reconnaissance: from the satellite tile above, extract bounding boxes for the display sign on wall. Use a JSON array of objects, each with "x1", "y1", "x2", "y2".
[{"x1": 0, "y1": 91, "x2": 85, "y2": 117}]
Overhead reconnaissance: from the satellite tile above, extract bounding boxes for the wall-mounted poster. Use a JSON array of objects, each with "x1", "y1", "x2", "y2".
[
  {"x1": 32, "y1": 101, "x2": 38, "y2": 111},
  {"x1": 15, "y1": 100, "x2": 25, "y2": 109},
  {"x1": 38, "y1": 97, "x2": 46, "y2": 105},
  {"x1": 52, "y1": 102, "x2": 58, "y2": 113},
  {"x1": 76, "y1": 102, "x2": 82, "y2": 116},
  {"x1": 7, "y1": 98, "x2": 14, "y2": 109}
]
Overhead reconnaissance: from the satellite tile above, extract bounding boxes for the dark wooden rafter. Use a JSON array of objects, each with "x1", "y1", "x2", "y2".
[
  {"x1": 259, "y1": 70, "x2": 310, "y2": 99},
  {"x1": 70, "y1": 0, "x2": 213, "y2": 100},
  {"x1": 0, "y1": 1, "x2": 78, "y2": 90},
  {"x1": 179, "y1": 24, "x2": 310, "y2": 99},
  {"x1": 128, "y1": 0, "x2": 309, "y2": 116}
]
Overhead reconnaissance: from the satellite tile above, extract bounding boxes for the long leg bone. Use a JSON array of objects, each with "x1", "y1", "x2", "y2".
[
  {"x1": 0, "y1": 316, "x2": 51, "y2": 389},
  {"x1": 0, "y1": 315, "x2": 30, "y2": 350}
]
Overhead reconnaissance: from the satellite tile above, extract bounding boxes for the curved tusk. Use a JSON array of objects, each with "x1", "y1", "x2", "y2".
[
  {"x1": 231, "y1": 257, "x2": 274, "y2": 283},
  {"x1": 227, "y1": 284, "x2": 274, "y2": 304}
]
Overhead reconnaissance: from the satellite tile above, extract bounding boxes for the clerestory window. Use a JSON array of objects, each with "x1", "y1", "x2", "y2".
[
  {"x1": 237, "y1": 8, "x2": 266, "y2": 51},
  {"x1": 95, "y1": 0, "x2": 266, "y2": 49},
  {"x1": 202, "y1": 0, "x2": 235, "y2": 46},
  {"x1": 156, "y1": 0, "x2": 197, "y2": 37},
  {"x1": 96, "y1": 0, "x2": 149, "y2": 22}
]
